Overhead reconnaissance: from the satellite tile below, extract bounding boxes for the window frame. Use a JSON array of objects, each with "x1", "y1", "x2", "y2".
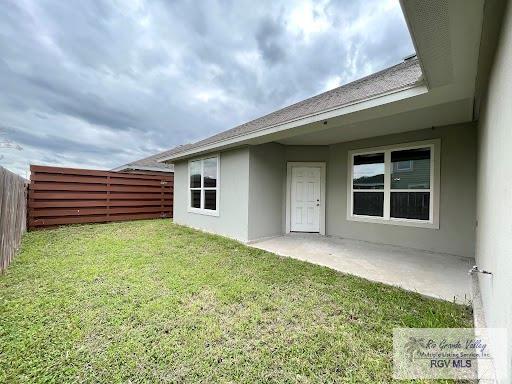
[
  {"x1": 187, "y1": 154, "x2": 220, "y2": 216},
  {"x1": 347, "y1": 139, "x2": 440, "y2": 229},
  {"x1": 351, "y1": 153, "x2": 385, "y2": 217},
  {"x1": 393, "y1": 159, "x2": 413, "y2": 172}
]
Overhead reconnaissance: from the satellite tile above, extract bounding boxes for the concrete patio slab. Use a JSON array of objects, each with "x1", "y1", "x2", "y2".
[{"x1": 250, "y1": 234, "x2": 474, "y2": 303}]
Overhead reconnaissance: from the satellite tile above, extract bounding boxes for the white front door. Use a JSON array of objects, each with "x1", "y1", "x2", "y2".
[{"x1": 290, "y1": 166, "x2": 321, "y2": 232}]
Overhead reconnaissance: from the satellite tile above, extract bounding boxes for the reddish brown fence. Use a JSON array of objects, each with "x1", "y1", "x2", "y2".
[{"x1": 28, "y1": 165, "x2": 173, "y2": 229}]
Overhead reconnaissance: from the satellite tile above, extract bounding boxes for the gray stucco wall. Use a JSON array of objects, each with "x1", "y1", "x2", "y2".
[
  {"x1": 241, "y1": 123, "x2": 476, "y2": 257},
  {"x1": 285, "y1": 146, "x2": 329, "y2": 163},
  {"x1": 475, "y1": 1, "x2": 512, "y2": 380},
  {"x1": 270, "y1": 124, "x2": 476, "y2": 257},
  {"x1": 174, "y1": 123, "x2": 477, "y2": 258},
  {"x1": 241, "y1": 123, "x2": 477, "y2": 255},
  {"x1": 248, "y1": 143, "x2": 285, "y2": 240},
  {"x1": 327, "y1": 123, "x2": 477, "y2": 257},
  {"x1": 246, "y1": 144, "x2": 330, "y2": 241},
  {"x1": 173, "y1": 147, "x2": 250, "y2": 242}
]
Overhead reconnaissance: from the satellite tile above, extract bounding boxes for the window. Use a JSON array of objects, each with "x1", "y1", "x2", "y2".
[
  {"x1": 348, "y1": 140, "x2": 439, "y2": 228},
  {"x1": 352, "y1": 153, "x2": 384, "y2": 217},
  {"x1": 390, "y1": 148, "x2": 430, "y2": 221},
  {"x1": 393, "y1": 160, "x2": 413, "y2": 172},
  {"x1": 188, "y1": 155, "x2": 219, "y2": 215}
]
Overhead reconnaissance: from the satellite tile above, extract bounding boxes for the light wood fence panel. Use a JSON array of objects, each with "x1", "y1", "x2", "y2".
[{"x1": 0, "y1": 166, "x2": 28, "y2": 272}]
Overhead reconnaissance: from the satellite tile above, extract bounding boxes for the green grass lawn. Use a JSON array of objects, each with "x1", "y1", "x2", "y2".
[{"x1": 0, "y1": 220, "x2": 472, "y2": 383}]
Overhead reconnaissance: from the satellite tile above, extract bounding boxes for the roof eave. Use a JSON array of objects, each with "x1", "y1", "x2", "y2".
[
  {"x1": 112, "y1": 165, "x2": 174, "y2": 173},
  {"x1": 399, "y1": 0, "x2": 431, "y2": 89},
  {"x1": 111, "y1": 165, "x2": 130, "y2": 172},
  {"x1": 158, "y1": 82, "x2": 427, "y2": 162}
]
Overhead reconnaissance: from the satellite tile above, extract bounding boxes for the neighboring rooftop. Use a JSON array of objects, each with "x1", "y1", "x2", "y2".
[
  {"x1": 157, "y1": 57, "x2": 422, "y2": 161},
  {"x1": 112, "y1": 151, "x2": 175, "y2": 173}
]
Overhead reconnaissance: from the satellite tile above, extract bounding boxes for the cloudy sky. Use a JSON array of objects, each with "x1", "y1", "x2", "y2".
[{"x1": 0, "y1": 0, "x2": 414, "y2": 177}]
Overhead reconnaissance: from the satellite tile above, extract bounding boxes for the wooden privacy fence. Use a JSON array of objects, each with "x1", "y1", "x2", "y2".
[
  {"x1": 28, "y1": 165, "x2": 173, "y2": 229},
  {"x1": 0, "y1": 166, "x2": 28, "y2": 272}
]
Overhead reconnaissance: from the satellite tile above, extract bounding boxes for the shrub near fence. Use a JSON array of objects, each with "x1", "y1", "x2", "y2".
[
  {"x1": 0, "y1": 166, "x2": 28, "y2": 272},
  {"x1": 28, "y1": 165, "x2": 173, "y2": 229}
]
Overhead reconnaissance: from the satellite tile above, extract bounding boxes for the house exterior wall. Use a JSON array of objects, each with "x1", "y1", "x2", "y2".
[
  {"x1": 285, "y1": 146, "x2": 330, "y2": 163},
  {"x1": 327, "y1": 123, "x2": 477, "y2": 257},
  {"x1": 174, "y1": 123, "x2": 476, "y2": 258},
  {"x1": 173, "y1": 147, "x2": 250, "y2": 242},
  {"x1": 272, "y1": 125, "x2": 475, "y2": 256},
  {"x1": 248, "y1": 143, "x2": 285, "y2": 240},
  {"x1": 243, "y1": 144, "x2": 330, "y2": 241},
  {"x1": 475, "y1": 1, "x2": 512, "y2": 380}
]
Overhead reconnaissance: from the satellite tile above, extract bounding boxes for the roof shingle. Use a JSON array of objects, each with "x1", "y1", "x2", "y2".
[{"x1": 113, "y1": 152, "x2": 175, "y2": 172}]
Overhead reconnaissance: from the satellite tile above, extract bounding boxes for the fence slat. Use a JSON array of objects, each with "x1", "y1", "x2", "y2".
[
  {"x1": 28, "y1": 165, "x2": 173, "y2": 229},
  {"x1": 0, "y1": 166, "x2": 28, "y2": 272},
  {"x1": 30, "y1": 165, "x2": 173, "y2": 180}
]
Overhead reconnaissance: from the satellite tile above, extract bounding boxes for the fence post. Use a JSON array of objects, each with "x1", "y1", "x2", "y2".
[
  {"x1": 161, "y1": 179, "x2": 165, "y2": 218},
  {"x1": 106, "y1": 174, "x2": 111, "y2": 220}
]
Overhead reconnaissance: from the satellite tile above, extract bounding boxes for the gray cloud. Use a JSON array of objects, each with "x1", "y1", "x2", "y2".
[
  {"x1": 256, "y1": 16, "x2": 287, "y2": 65},
  {"x1": 2, "y1": 125, "x2": 123, "y2": 156},
  {"x1": 0, "y1": 0, "x2": 414, "y2": 176}
]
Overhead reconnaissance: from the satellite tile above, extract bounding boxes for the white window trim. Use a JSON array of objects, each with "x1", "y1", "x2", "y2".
[
  {"x1": 188, "y1": 154, "x2": 220, "y2": 216},
  {"x1": 393, "y1": 159, "x2": 413, "y2": 172},
  {"x1": 347, "y1": 139, "x2": 440, "y2": 229}
]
